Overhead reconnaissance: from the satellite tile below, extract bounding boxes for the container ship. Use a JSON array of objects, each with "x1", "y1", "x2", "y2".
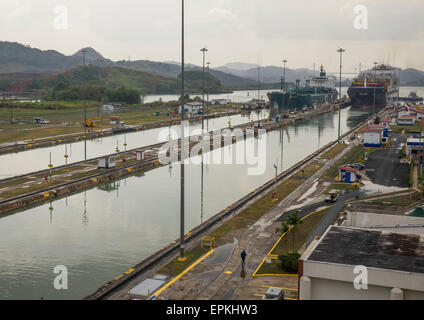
[
  {"x1": 347, "y1": 63, "x2": 398, "y2": 109},
  {"x1": 267, "y1": 66, "x2": 338, "y2": 113}
]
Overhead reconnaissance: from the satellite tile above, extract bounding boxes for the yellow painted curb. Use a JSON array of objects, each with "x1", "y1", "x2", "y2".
[{"x1": 148, "y1": 249, "x2": 215, "y2": 300}]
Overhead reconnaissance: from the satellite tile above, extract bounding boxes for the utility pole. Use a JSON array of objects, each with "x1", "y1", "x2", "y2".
[
  {"x1": 200, "y1": 47, "x2": 208, "y2": 132},
  {"x1": 82, "y1": 48, "x2": 87, "y2": 161},
  {"x1": 337, "y1": 48, "x2": 345, "y2": 143},
  {"x1": 283, "y1": 60, "x2": 287, "y2": 111},
  {"x1": 373, "y1": 62, "x2": 378, "y2": 116},
  {"x1": 257, "y1": 65, "x2": 261, "y2": 101},
  {"x1": 178, "y1": 0, "x2": 186, "y2": 262},
  {"x1": 206, "y1": 61, "x2": 210, "y2": 130}
]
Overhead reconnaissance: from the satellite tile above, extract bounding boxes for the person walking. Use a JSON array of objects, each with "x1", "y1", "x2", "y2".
[{"x1": 241, "y1": 250, "x2": 247, "y2": 266}]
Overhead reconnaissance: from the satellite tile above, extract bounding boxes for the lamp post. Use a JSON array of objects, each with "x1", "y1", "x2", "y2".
[
  {"x1": 373, "y1": 62, "x2": 378, "y2": 116},
  {"x1": 282, "y1": 60, "x2": 287, "y2": 110},
  {"x1": 337, "y1": 48, "x2": 345, "y2": 143},
  {"x1": 82, "y1": 48, "x2": 87, "y2": 160},
  {"x1": 200, "y1": 48, "x2": 208, "y2": 132},
  {"x1": 179, "y1": 0, "x2": 186, "y2": 262},
  {"x1": 206, "y1": 61, "x2": 210, "y2": 130}
]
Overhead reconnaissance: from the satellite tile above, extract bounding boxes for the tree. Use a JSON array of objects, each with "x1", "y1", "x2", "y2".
[
  {"x1": 287, "y1": 212, "x2": 303, "y2": 252},
  {"x1": 275, "y1": 222, "x2": 290, "y2": 251},
  {"x1": 278, "y1": 252, "x2": 301, "y2": 273}
]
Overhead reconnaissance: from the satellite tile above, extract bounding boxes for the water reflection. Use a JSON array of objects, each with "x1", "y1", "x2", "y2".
[
  {"x1": 0, "y1": 110, "x2": 270, "y2": 178},
  {"x1": 0, "y1": 107, "x2": 370, "y2": 300}
]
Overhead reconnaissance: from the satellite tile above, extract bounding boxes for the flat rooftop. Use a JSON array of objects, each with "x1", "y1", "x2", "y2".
[{"x1": 307, "y1": 226, "x2": 424, "y2": 274}]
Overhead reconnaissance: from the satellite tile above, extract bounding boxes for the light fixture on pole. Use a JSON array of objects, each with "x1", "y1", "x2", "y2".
[
  {"x1": 200, "y1": 47, "x2": 208, "y2": 132},
  {"x1": 206, "y1": 61, "x2": 211, "y2": 124},
  {"x1": 373, "y1": 61, "x2": 378, "y2": 116},
  {"x1": 337, "y1": 48, "x2": 345, "y2": 143},
  {"x1": 282, "y1": 60, "x2": 287, "y2": 110},
  {"x1": 178, "y1": 0, "x2": 187, "y2": 262}
]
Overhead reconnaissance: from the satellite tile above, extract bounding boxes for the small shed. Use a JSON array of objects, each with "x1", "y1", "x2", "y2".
[
  {"x1": 136, "y1": 150, "x2": 145, "y2": 161},
  {"x1": 364, "y1": 128, "x2": 383, "y2": 147},
  {"x1": 98, "y1": 155, "x2": 116, "y2": 169},
  {"x1": 338, "y1": 166, "x2": 359, "y2": 183}
]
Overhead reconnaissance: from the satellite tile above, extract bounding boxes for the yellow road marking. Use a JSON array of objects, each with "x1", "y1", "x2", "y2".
[
  {"x1": 262, "y1": 285, "x2": 298, "y2": 291},
  {"x1": 148, "y1": 249, "x2": 215, "y2": 300}
]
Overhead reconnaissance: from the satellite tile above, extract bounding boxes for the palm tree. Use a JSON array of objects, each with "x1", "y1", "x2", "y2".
[
  {"x1": 275, "y1": 222, "x2": 290, "y2": 251},
  {"x1": 287, "y1": 211, "x2": 303, "y2": 252}
]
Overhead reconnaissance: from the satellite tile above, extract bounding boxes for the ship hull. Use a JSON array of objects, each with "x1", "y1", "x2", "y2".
[
  {"x1": 268, "y1": 91, "x2": 338, "y2": 110},
  {"x1": 347, "y1": 86, "x2": 387, "y2": 109}
]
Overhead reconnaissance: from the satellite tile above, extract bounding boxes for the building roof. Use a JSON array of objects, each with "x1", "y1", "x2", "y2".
[
  {"x1": 398, "y1": 116, "x2": 416, "y2": 120},
  {"x1": 364, "y1": 128, "x2": 383, "y2": 133},
  {"x1": 307, "y1": 226, "x2": 424, "y2": 274},
  {"x1": 338, "y1": 166, "x2": 359, "y2": 173},
  {"x1": 380, "y1": 118, "x2": 391, "y2": 122}
]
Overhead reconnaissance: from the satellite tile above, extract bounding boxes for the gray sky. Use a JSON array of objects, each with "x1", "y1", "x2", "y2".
[{"x1": 1, "y1": 0, "x2": 423, "y2": 73}]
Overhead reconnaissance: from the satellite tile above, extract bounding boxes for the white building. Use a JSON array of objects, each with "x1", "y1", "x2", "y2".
[
  {"x1": 397, "y1": 116, "x2": 416, "y2": 126},
  {"x1": 406, "y1": 138, "x2": 424, "y2": 160},
  {"x1": 299, "y1": 225, "x2": 424, "y2": 300},
  {"x1": 178, "y1": 102, "x2": 203, "y2": 114},
  {"x1": 364, "y1": 128, "x2": 383, "y2": 147}
]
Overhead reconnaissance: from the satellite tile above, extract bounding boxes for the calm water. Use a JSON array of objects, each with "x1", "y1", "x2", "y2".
[
  {"x1": 0, "y1": 107, "x2": 370, "y2": 300},
  {"x1": 0, "y1": 110, "x2": 269, "y2": 178},
  {"x1": 143, "y1": 87, "x2": 424, "y2": 104}
]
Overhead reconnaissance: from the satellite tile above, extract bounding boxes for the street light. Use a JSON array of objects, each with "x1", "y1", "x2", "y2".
[
  {"x1": 206, "y1": 61, "x2": 211, "y2": 130},
  {"x1": 178, "y1": 0, "x2": 186, "y2": 262},
  {"x1": 200, "y1": 48, "x2": 208, "y2": 132},
  {"x1": 373, "y1": 61, "x2": 378, "y2": 116},
  {"x1": 82, "y1": 48, "x2": 88, "y2": 160},
  {"x1": 282, "y1": 60, "x2": 287, "y2": 111},
  {"x1": 337, "y1": 48, "x2": 345, "y2": 143}
]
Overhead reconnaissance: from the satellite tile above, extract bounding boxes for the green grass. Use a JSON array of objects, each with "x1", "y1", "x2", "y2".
[
  {"x1": 391, "y1": 125, "x2": 421, "y2": 134},
  {"x1": 255, "y1": 208, "x2": 329, "y2": 275},
  {"x1": 157, "y1": 249, "x2": 205, "y2": 277},
  {"x1": 320, "y1": 143, "x2": 347, "y2": 160},
  {"x1": 370, "y1": 194, "x2": 422, "y2": 206}
]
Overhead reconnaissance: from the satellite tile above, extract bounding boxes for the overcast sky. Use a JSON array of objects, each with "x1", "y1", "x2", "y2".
[{"x1": 1, "y1": 0, "x2": 423, "y2": 73}]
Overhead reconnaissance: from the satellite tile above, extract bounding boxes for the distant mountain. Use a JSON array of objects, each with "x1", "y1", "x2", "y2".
[
  {"x1": 400, "y1": 68, "x2": 424, "y2": 86},
  {"x1": 222, "y1": 62, "x2": 260, "y2": 71},
  {"x1": 18, "y1": 65, "x2": 228, "y2": 95},
  {"x1": 72, "y1": 47, "x2": 109, "y2": 63},
  {"x1": 214, "y1": 65, "x2": 323, "y2": 84},
  {"x1": 0, "y1": 41, "x2": 258, "y2": 90}
]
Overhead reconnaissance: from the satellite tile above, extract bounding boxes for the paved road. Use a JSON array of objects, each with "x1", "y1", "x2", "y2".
[{"x1": 365, "y1": 133, "x2": 410, "y2": 188}]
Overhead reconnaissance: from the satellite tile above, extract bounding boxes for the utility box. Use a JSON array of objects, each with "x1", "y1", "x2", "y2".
[
  {"x1": 263, "y1": 287, "x2": 284, "y2": 300},
  {"x1": 136, "y1": 150, "x2": 145, "y2": 161},
  {"x1": 98, "y1": 155, "x2": 116, "y2": 169}
]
